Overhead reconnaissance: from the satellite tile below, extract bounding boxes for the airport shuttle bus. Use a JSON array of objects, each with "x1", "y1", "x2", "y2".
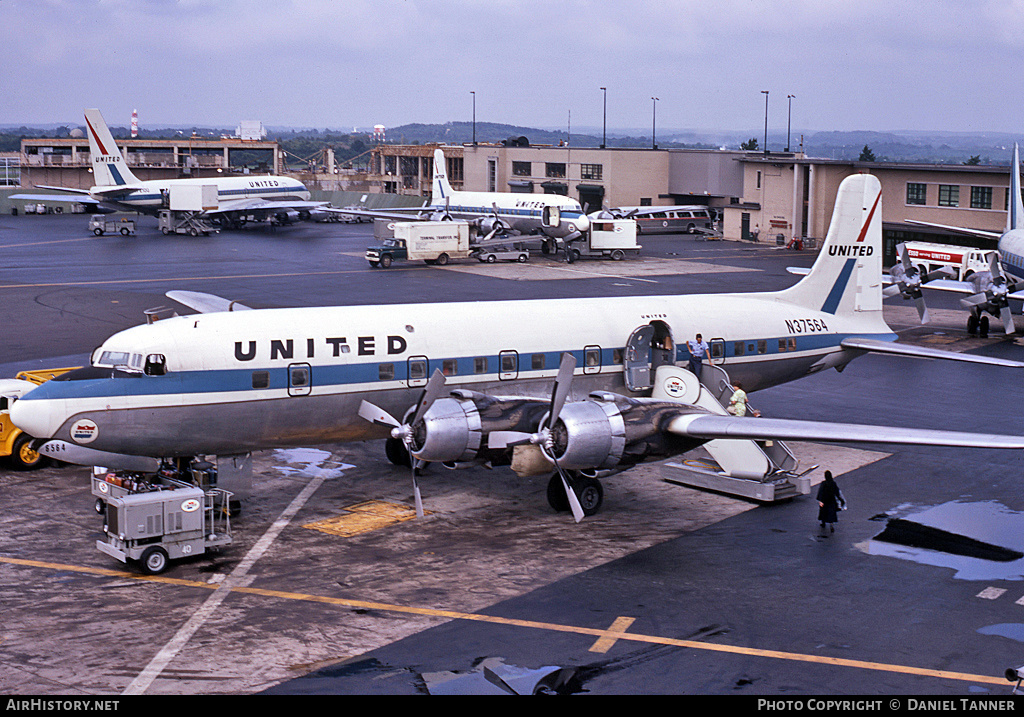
[{"x1": 621, "y1": 206, "x2": 714, "y2": 235}]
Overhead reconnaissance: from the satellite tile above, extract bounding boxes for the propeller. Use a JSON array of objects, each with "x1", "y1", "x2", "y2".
[
  {"x1": 883, "y1": 244, "x2": 932, "y2": 323},
  {"x1": 987, "y1": 252, "x2": 1017, "y2": 335},
  {"x1": 358, "y1": 369, "x2": 448, "y2": 517},
  {"x1": 488, "y1": 353, "x2": 586, "y2": 522}
]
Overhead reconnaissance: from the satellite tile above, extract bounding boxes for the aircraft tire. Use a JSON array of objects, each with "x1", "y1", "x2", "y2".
[
  {"x1": 546, "y1": 473, "x2": 570, "y2": 513},
  {"x1": 574, "y1": 476, "x2": 604, "y2": 516},
  {"x1": 385, "y1": 436, "x2": 411, "y2": 467},
  {"x1": 980, "y1": 315, "x2": 990, "y2": 338},
  {"x1": 968, "y1": 314, "x2": 978, "y2": 335},
  {"x1": 140, "y1": 547, "x2": 169, "y2": 575}
]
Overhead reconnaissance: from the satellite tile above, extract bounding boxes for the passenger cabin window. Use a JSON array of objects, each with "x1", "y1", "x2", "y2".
[
  {"x1": 531, "y1": 353, "x2": 545, "y2": 371},
  {"x1": 379, "y1": 363, "x2": 395, "y2": 381},
  {"x1": 734, "y1": 341, "x2": 745, "y2": 357},
  {"x1": 442, "y1": 359, "x2": 458, "y2": 376},
  {"x1": 252, "y1": 371, "x2": 269, "y2": 389},
  {"x1": 474, "y1": 357, "x2": 488, "y2": 374},
  {"x1": 408, "y1": 359, "x2": 427, "y2": 382},
  {"x1": 499, "y1": 350, "x2": 518, "y2": 380}
]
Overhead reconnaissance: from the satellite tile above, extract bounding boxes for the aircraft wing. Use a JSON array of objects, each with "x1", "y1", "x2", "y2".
[
  {"x1": 209, "y1": 198, "x2": 332, "y2": 215},
  {"x1": 839, "y1": 337, "x2": 1024, "y2": 368},
  {"x1": 904, "y1": 219, "x2": 1001, "y2": 240},
  {"x1": 319, "y1": 206, "x2": 428, "y2": 222},
  {"x1": 667, "y1": 413, "x2": 1024, "y2": 450},
  {"x1": 165, "y1": 290, "x2": 251, "y2": 313},
  {"x1": 10, "y1": 192, "x2": 100, "y2": 205}
]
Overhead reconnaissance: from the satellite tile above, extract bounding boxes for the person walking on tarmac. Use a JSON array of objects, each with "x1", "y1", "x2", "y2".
[{"x1": 816, "y1": 471, "x2": 846, "y2": 533}]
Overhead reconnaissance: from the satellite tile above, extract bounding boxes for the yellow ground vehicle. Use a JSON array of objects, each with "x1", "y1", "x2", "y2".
[{"x1": 0, "y1": 367, "x2": 79, "y2": 470}]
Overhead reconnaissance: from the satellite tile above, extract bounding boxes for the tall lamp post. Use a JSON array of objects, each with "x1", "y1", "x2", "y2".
[
  {"x1": 471, "y1": 91, "x2": 476, "y2": 146},
  {"x1": 761, "y1": 90, "x2": 769, "y2": 155},
  {"x1": 600, "y1": 87, "x2": 607, "y2": 149},
  {"x1": 786, "y1": 94, "x2": 795, "y2": 152},
  {"x1": 651, "y1": 96, "x2": 659, "y2": 150}
]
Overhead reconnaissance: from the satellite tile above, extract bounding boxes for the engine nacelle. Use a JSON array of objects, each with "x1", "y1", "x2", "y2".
[
  {"x1": 410, "y1": 396, "x2": 482, "y2": 463},
  {"x1": 476, "y1": 216, "x2": 506, "y2": 235},
  {"x1": 545, "y1": 400, "x2": 626, "y2": 471}
]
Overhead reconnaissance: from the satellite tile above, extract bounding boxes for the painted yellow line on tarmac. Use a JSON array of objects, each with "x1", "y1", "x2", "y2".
[
  {"x1": 589, "y1": 616, "x2": 636, "y2": 653},
  {"x1": 0, "y1": 554, "x2": 1006, "y2": 687}
]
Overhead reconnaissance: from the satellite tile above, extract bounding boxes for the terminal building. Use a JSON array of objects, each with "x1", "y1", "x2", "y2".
[
  {"x1": 10, "y1": 131, "x2": 1018, "y2": 265},
  {"x1": 369, "y1": 143, "x2": 1017, "y2": 263}
]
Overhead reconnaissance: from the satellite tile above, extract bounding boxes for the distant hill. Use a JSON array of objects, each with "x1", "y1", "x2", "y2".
[{"x1": 3, "y1": 120, "x2": 1021, "y2": 165}]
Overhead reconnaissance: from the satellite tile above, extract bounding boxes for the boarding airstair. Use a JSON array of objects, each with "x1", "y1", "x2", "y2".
[{"x1": 652, "y1": 364, "x2": 814, "y2": 501}]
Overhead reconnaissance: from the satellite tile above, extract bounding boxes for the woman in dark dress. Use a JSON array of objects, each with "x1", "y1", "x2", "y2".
[{"x1": 816, "y1": 471, "x2": 845, "y2": 533}]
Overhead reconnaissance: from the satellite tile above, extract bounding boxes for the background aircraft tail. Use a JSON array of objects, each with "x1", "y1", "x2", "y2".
[
  {"x1": 84, "y1": 108, "x2": 141, "y2": 186},
  {"x1": 432, "y1": 148, "x2": 454, "y2": 201},
  {"x1": 776, "y1": 172, "x2": 884, "y2": 318},
  {"x1": 1009, "y1": 143, "x2": 1022, "y2": 233}
]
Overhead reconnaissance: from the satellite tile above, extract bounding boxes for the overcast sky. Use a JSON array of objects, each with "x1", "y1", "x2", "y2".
[{"x1": 5, "y1": 0, "x2": 1024, "y2": 137}]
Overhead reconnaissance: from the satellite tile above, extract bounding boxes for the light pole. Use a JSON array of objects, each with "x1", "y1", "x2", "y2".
[
  {"x1": 652, "y1": 96, "x2": 659, "y2": 150},
  {"x1": 761, "y1": 90, "x2": 769, "y2": 155},
  {"x1": 786, "y1": 94, "x2": 795, "y2": 152},
  {"x1": 471, "y1": 91, "x2": 476, "y2": 146},
  {"x1": 600, "y1": 87, "x2": 607, "y2": 149}
]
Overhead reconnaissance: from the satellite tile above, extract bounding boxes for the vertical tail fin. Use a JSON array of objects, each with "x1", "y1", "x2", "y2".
[
  {"x1": 84, "y1": 108, "x2": 140, "y2": 186},
  {"x1": 432, "y1": 148, "x2": 454, "y2": 202},
  {"x1": 1009, "y1": 143, "x2": 1022, "y2": 233},
  {"x1": 777, "y1": 173, "x2": 884, "y2": 317}
]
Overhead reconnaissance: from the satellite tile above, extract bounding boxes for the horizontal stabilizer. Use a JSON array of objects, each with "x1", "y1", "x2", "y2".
[
  {"x1": 10, "y1": 193, "x2": 98, "y2": 204},
  {"x1": 166, "y1": 290, "x2": 251, "y2": 314},
  {"x1": 840, "y1": 337, "x2": 1024, "y2": 368},
  {"x1": 668, "y1": 414, "x2": 1024, "y2": 450}
]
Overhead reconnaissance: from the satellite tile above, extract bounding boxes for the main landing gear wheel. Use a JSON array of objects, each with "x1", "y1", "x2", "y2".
[
  {"x1": 546, "y1": 473, "x2": 604, "y2": 517},
  {"x1": 385, "y1": 435, "x2": 412, "y2": 467}
]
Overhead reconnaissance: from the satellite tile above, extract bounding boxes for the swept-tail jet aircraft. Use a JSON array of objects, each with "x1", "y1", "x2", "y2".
[
  {"x1": 12, "y1": 109, "x2": 327, "y2": 227},
  {"x1": 12, "y1": 173, "x2": 1024, "y2": 521}
]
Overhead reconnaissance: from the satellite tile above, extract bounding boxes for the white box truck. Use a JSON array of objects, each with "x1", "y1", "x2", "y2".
[
  {"x1": 367, "y1": 221, "x2": 473, "y2": 267},
  {"x1": 567, "y1": 218, "x2": 641, "y2": 261}
]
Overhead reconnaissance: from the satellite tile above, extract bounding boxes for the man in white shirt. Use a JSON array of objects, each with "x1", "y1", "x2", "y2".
[{"x1": 687, "y1": 333, "x2": 709, "y2": 379}]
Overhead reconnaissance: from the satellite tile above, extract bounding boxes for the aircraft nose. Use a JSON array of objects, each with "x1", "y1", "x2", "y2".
[{"x1": 10, "y1": 395, "x2": 62, "y2": 441}]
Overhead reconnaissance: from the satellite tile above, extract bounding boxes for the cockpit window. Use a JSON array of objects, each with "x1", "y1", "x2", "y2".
[
  {"x1": 96, "y1": 351, "x2": 133, "y2": 368},
  {"x1": 93, "y1": 350, "x2": 164, "y2": 375}
]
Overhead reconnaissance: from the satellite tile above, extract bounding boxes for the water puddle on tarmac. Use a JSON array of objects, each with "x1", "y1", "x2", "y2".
[{"x1": 857, "y1": 500, "x2": 1024, "y2": 581}]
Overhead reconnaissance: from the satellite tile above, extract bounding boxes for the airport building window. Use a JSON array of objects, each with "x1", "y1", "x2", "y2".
[
  {"x1": 447, "y1": 157, "x2": 464, "y2": 182},
  {"x1": 906, "y1": 182, "x2": 926, "y2": 205},
  {"x1": 383, "y1": 156, "x2": 397, "y2": 175},
  {"x1": 581, "y1": 164, "x2": 603, "y2": 181},
  {"x1": 513, "y1": 161, "x2": 532, "y2": 177},
  {"x1": 379, "y1": 363, "x2": 394, "y2": 381},
  {"x1": 545, "y1": 163, "x2": 566, "y2": 179},
  {"x1": 938, "y1": 185, "x2": 960, "y2": 207},
  {"x1": 971, "y1": 186, "x2": 993, "y2": 209},
  {"x1": 0, "y1": 157, "x2": 19, "y2": 186}
]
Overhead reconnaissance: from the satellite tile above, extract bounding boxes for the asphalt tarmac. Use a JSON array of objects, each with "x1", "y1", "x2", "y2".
[{"x1": 2, "y1": 212, "x2": 1024, "y2": 699}]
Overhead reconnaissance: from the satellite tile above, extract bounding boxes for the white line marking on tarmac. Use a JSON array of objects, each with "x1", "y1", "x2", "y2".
[{"x1": 121, "y1": 467, "x2": 332, "y2": 695}]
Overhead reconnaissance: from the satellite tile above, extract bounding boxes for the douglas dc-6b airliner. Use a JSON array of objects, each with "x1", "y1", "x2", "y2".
[{"x1": 12, "y1": 173, "x2": 1024, "y2": 521}]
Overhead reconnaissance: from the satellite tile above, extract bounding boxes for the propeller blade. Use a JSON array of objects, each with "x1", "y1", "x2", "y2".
[
  {"x1": 915, "y1": 295, "x2": 930, "y2": 324},
  {"x1": 411, "y1": 369, "x2": 447, "y2": 426},
  {"x1": 882, "y1": 284, "x2": 902, "y2": 298},
  {"x1": 961, "y1": 293, "x2": 988, "y2": 308},
  {"x1": 557, "y1": 464, "x2": 585, "y2": 523},
  {"x1": 549, "y1": 352, "x2": 577, "y2": 423},
  {"x1": 1002, "y1": 306, "x2": 1016, "y2": 335},
  {"x1": 483, "y1": 667, "x2": 519, "y2": 695},
  {"x1": 411, "y1": 458, "x2": 424, "y2": 518},
  {"x1": 358, "y1": 400, "x2": 400, "y2": 428}
]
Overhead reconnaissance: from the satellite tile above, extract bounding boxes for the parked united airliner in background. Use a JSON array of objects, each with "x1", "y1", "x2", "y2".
[
  {"x1": 12, "y1": 108, "x2": 327, "y2": 226},
  {"x1": 334, "y1": 148, "x2": 591, "y2": 244},
  {"x1": 896, "y1": 143, "x2": 1024, "y2": 336},
  {"x1": 12, "y1": 174, "x2": 1024, "y2": 522}
]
